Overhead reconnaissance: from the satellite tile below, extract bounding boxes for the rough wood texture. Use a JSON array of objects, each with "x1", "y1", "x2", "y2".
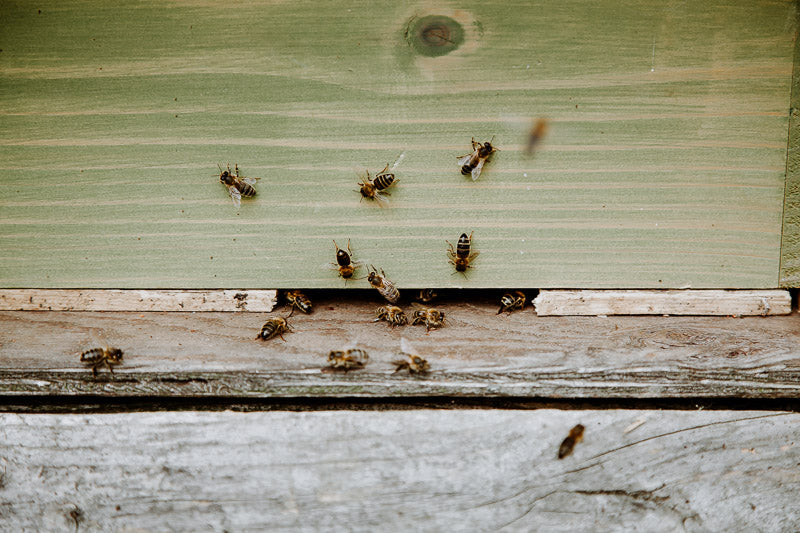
[
  {"x1": 0, "y1": 289, "x2": 276, "y2": 312},
  {"x1": 781, "y1": 10, "x2": 800, "y2": 287},
  {"x1": 533, "y1": 289, "x2": 791, "y2": 316},
  {"x1": 1, "y1": 295, "x2": 798, "y2": 398},
  {"x1": 0, "y1": 1, "x2": 795, "y2": 289},
  {"x1": 0, "y1": 410, "x2": 797, "y2": 531}
]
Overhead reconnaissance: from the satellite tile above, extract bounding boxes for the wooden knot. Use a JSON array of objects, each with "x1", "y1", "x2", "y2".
[{"x1": 406, "y1": 15, "x2": 464, "y2": 57}]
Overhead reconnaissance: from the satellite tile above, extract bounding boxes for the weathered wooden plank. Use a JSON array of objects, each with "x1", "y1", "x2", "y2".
[
  {"x1": 781, "y1": 6, "x2": 800, "y2": 287},
  {"x1": 0, "y1": 289, "x2": 276, "y2": 312},
  {"x1": 0, "y1": 1, "x2": 795, "y2": 289},
  {"x1": 1, "y1": 296, "x2": 798, "y2": 398},
  {"x1": 533, "y1": 289, "x2": 791, "y2": 316},
  {"x1": 0, "y1": 410, "x2": 797, "y2": 532}
]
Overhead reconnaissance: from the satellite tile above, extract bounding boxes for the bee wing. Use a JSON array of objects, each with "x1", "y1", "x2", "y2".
[
  {"x1": 241, "y1": 177, "x2": 259, "y2": 185},
  {"x1": 374, "y1": 191, "x2": 388, "y2": 208},
  {"x1": 351, "y1": 259, "x2": 367, "y2": 268},
  {"x1": 470, "y1": 159, "x2": 485, "y2": 181},
  {"x1": 468, "y1": 250, "x2": 480, "y2": 262},
  {"x1": 228, "y1": 185, "x2": 242, "y2": 207},
  {"x1": 323, "y1": 261, "x2": 341, "y2": 270},
  {"x1": 457, "y1": 154, "x2": 472, "y2": 166}
]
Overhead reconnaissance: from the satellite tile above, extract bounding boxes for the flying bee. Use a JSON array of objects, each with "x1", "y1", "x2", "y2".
[
  {"x1": 558, "y1": 424, "x2": 585, "y2": 459},
  {"x1": 285, "y1": 290, "x2": 312, "y2": 314},
  {"x1": 411, "y1": 303, "x2": 445, "y2": 331},
  {"x1": 255, "y1": 316, "x2": 292, "y2": 341},
  {"x1": 357, "y1": 164, "x2": 397, "y2": 206},
  {"x1": 415, "y1": 289, "x2": 438, "y2": 303},
  {"x1": 498, "y1": 291, "x2": 526, "y2": 314},
  {"x1": 328, "y1": 239, "x2": 365, "y2": 281},
  {"x1": 457, "y1": 137, "x2": 497, "y2": 181},
  {"x1": 374, "y1": 305, "x2": 408, "y2": 327},
  {"x1": 367, "y1": 265, "x2": 400, "y2": 303},
  {"x1": 218, "y1": 163, "x2": 258, "y2": 208},
  {"x1": 525, "y1": 118, "x2": 549, "y2": 157},
  {"x1": 392, "y1": 338, "x2": 430, "y2": 374},
  {"x1": 79, "y1": 346, "x2": 124, "y2": 377},
  {"x1": 327, "y1": 348, "x2": 369, "y2": 372},
  {"x1": 447, "y1": 231, "x2": 479, "y2": 275}
]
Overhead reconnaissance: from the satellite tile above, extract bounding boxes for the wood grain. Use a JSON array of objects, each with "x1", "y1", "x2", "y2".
[
  {"x1": 0, "y1": 1, "x2": 795, "y2": 288},
  {"x1": 533, "y1": 289, "x2": 791, "y2": 316},
  {"x1": 1, "y1": 410, "x2": 797, "y2": 531},
  {"x1": 1, "y1": 295, "x2": 798, "y2": 398},
  {"x1": 0, "y1": 289, "x2": 276, "y2": 312},
  {"x1": 781, "y1": 13, "x2": 800, "y2": 287}
]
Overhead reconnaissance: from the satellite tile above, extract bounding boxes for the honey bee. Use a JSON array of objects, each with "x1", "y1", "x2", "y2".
[
  {"x1": 374, "y1": 305, "x2": 408, "y2": 327},
  {"x1": 558, "y1": 424, "x2": 585, "y2": 459},
  {"x1": 285, "y1": 290, "x2": 312, "y2": 314},
  {"x1": 498, "y1": 291, "x2": 526, "y2": 314},
  {"x1": 411, "y1": 304, "x2": 445, "y2": 331},
  {"x1": 218, "y1": 163, "x2": 258, "y2": 208},
  {"x1": 328, "y1": 239, "x2": 365, "y2": 281},
  {"x1": 525, "y1": 118, "x2": 549, "y2": 157},
  {"x1": 447, "y1": 231, "x2": 479, "y2": 274},
  {"x1": 357, "y1": 164, "x2": 397, "y2": 206},
  {"x1": 79, "y1": 346, "x2": 124, "y2": 377},
  {"x1": 367, "y1": 265, "x2": 400, "y2": 303},
  {"x1": 392, "y1": 338, "x2": 430, "y2": 374},
  {"x1": 327, "y1": 348, "x2": 369, "y2": 372},
  {"x1": 457, "y1": 137, "x2": 497, "y2": 180},
  {"x1": 415, "y1": 289, "x2": 438, "y2": 303},
  {"x1": 255, "y1": 316, "x2": 292, "y2": 341}
]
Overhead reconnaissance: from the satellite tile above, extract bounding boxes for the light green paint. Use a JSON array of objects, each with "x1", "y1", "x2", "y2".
[{"x1": 0, "y1": 0, "x2": 795, "y2": 288}]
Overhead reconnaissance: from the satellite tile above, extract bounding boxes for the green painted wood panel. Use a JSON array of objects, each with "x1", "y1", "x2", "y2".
[
  {"x1": 0, "y1": 0, "x2": 795, "y2": 288},
  {"x1": 781, "y1": 5, "x2": 800, "y2": 288}
]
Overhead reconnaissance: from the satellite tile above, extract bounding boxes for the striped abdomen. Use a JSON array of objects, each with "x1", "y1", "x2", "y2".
[
  {"x1": 236, "y1": 180, "x2": 257, "y2": 197},
  {"x1": 286, "y1": 290, "x2": 312, "y2": 314},
  {"x1": 460, "y1": 155, "x2": 479, "y2": 175},
  {"x1": 373, "y1": 171, "x2": 396, "y2": 190},
  {"x1": 256, "y1": 318, "x2": 288, "y2": 341},
  {"x1": 456, "y1": 233, "x2": 472, "y2": 258},
  {"x1": 80, "y1": 348, "x2": 105, "y2": 364}
]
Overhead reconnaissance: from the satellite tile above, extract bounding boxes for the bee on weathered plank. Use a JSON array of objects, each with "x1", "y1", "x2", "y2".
[
  {"x1": 415, "y1": 289, "x2": 438, "y2": 303},
  {"x1": 457, "y1": 137, "x2": 497, "y2": 181},
  {"x1": 374, "y1": 305, "x2": 408, "y2": 327},
  {"x1": 498, "y1": 291, "x2": 526, "y2": 314},
  {"x1": 218, "y1": 163, "x2": 258, "y2": 208},
  {"x1": 79, "y1": 346, "x2": 124, "y2": 377},
  {"x1": 411, "y1": 303, "x2": 445, "y2": 331},
  {"x1": 447, "y1": 231, "x2": 479, "y2": 274},
  {"x1": 367, "y1": 265, "x2": 400, "y2": 303},
  {"x1": 327, "y1": 348, "x2": 369, "y2": 372},
  {"x1": 255, "y1": 316, "x2": 292, "y2": 341},
  {"x1": 285, "y1": 290, "x2": 312, "y2": 314},
  {"x1": 328, "y1": 239, "x2": 364, "y2": 281},
  {"x1": 357, "y1": 164, "x2": 397, "y2": 206},
  {"x1": 557, "y1": 424, "x2": 585, "y2": 459},
  {"x1": 392, "y1": 338, "x2": 431, "y2": 375}
]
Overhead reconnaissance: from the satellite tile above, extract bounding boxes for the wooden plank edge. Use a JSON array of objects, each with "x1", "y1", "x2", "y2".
[
  {"x1": 533, "y1": 290, "x2": 792, "y2": 316},
  {"x1": 0, "y1": 289, "x2": 278, "y2": 312}
]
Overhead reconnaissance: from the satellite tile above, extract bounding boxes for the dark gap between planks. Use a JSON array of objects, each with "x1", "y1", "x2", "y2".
[{"x1": 2, "y1": 395, "x2": 799, "y2": 414}]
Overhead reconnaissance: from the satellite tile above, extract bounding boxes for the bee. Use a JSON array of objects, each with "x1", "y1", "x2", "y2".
[
  {"x1": 218, "y1": 163, "x2": 258, "y2": 208},
  {"x1": 327, "y1": 348, "x2": 369, "y2": 372},
  {"x1": 524, "y1": 118, "x2": 549, "y2": 157},
  {"x1": 392, "y1": 338, "x2": 430, "y2": 374},
  {"x1": 411, "y1": 304, "x2": 445, "y2": 331},
  {"x1": 447, "y1": 231, "x2": 479, "y2": 274},
  {"x1": 498, "y1": 291, "x2": 526, "y2": 314},
  {"x1": 374, "y1": 305, "x2": 408, "y2": 327},
  {"x1": 255, "y1": 316, "x2": 292, "y2": 341},
  {"x1": 357, "y1": 164, "x2": 397, "y2": 206},
  {"x1": 79, "y1": 346, "x2": 124, "y2": 377},
  {"x1": 557, "y1": 424, "x2": 585, "y2": 459},
  {"x1": 285, "y1": 290, "x2": 312, "y2": 314},
  {"x1": 415, "y1": 289, "x2": 438, "y2": 303},
  {"x1": 457, "y1": 137, "x2": 497, "y2": 181},
  {"x1": 367, "y1": 265, "x2": 400, "y2": 303},
  {"x1": 328, "y1": 239, "x2": 365, "y2": 281}
]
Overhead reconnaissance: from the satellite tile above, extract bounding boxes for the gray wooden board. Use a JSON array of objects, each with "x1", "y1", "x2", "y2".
[
  {"x1": 0, "y1": 410, "x2": 797, "y2": 532},
  {"x1": 1, "y1": 295, "x2": 798, "y2": 398}
]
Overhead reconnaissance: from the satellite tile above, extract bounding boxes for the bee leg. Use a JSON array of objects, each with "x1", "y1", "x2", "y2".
[{"x1": 91, "y1": 363, "x2": 101, "y2": 377}]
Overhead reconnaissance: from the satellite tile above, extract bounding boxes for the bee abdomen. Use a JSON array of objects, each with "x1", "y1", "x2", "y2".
[
  {"x1": 456, "y1": 233, "x2": 471, "y2": 257},
  {"x1": 238, "y1": 182, "x2": 257, "y2": 197},
  {"x1": 79, "y1": 348, "x2": 104, "y2": 363},
  {"x1": 460, "y1": 164, "x2": 473, "y2": 175},
  {"x1": 373, "y1": 172, "x2": 395, "y2": 190},
  {"x1": 380, "y1": 284, "x2": 400, "y2": 304}
]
